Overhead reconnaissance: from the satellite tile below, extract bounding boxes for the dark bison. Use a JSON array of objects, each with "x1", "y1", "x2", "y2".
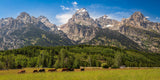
[
  {"x1": 61, "y1": 68, "x2": 69, "y2": 72},
  {"x1": 33, "y1": 70, "x2": 38, "y2": 73},
  {"x1": 48, "y1": 69, "x2": 56, "y2": 72},
  {"x1": 81, "y1": 68, "x2": 85, "y2": 71},
  {"x1": 18, "y1": 70, "x2": 25, "y2": 74},
  {"x1": 17, "y1": 65, "x2": 22, "y2": 69},
  {"x1": 39, "y1": 69, "x2": 45, "y2": 72},
  {"x1": 68, "y1": 68, "x2": 74, "y2": 71}
]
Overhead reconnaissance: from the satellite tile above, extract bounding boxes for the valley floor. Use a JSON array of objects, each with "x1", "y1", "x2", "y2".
[{"x1": 0, "y1": 68, "x2": 160, "y2": 80}]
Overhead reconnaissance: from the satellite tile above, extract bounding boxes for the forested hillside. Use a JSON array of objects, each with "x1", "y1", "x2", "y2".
[{"x1": 0, "y1": 45, "x2": 160, "y2": 69}]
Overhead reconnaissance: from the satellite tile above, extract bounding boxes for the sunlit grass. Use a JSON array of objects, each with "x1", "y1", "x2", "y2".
[{"x1": 0, "y1": 68, "x2": 160, "y2": 80}]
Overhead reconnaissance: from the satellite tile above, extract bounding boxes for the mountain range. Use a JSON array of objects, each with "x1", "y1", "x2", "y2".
[{"x1": 0, "y1": 8, "x2": 160, "y2": 52}]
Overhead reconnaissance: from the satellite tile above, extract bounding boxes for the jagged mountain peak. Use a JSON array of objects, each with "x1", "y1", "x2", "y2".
[
  {"x1": 67, "y1": 8, "x2": 100, "y2": 27},
  {"x1": 97, "y1": 15, "x2": 109, "y2": 20},
  {"x1": 95, "y1": 15, "x2": 120, "y2": 30},
  {"x1": 73, "y1": 8, "x2": 90, "y2": 18},
  {"x1": 121, "y1": 11, "x2": 154, "y2": 29},
  {"x1": 38, "y1": 16, "x2": 48, "y2": 20},
  {"x1": 102, "y1": 15, "x2": 108, "y2": 19},
  {"x1": 16, "y1": 12, "x2": 31, "y2": 23},
  {"x1": 132, "y1": 12, "x2": 143, "y2": 16},
  {"x1": 17, "y1": 12, "x2": 31, "y2": 19},
  {"x1": 76, "y1": 8, "x2": 87, "y2": 13},
  {"x1": 38, "y1": 15, "x2": 50, "y2": 23},
  {"x1": 38, "y1": 15, "x2": 47, "y2": 18},
  {"x1": 129, "y1": 11, "x2": 148, "y2": 21},
  {"x1": 38, "y1": 15, "x2": 57, "y2": 31}
]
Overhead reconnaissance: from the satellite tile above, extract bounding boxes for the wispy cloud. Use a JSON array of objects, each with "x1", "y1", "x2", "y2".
[
  {"x1": 56, "y1": 1, "x2": 79, "y2": 25},
  {"x1": 60, "y1": 5, "x2": 70, "y2": 10},
  {"x1": 88, "y1": 4, "x2": 144, "y2": 21},
  {"x1": 106, "y1": 12, "x2": 132, "y2": 21},
  {"x1": 87, "y1": 4, "x2": 140, "y2": 21},
  {"x1": 56, "y1": 13, "x2": 72, "y2": 25},
  {"x1": 156, "y1": 17, "x2": 160, "y2": 19},
  {"x1": 145, "y1": 16, "x2": 150, "y2": 18},
  {"x1": 72, "y1": 1, "x2": 78, "y2": 7},
  {"x1": 55, "y1": 3, "x2": 143, "y2": 25}
]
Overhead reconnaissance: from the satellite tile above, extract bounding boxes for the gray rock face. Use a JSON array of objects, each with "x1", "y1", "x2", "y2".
[
  {"x1": 16, "y1": 12, "x2": 31, "y2": 24},
  {"x1": 60, "y1": 8, "x2": 99, "y2": 43},
  {"x1": 118, "y1": 12, "x2": 160, "y2": 52},
  {"x1": 0, "y1": 12, "x2": 61, "y2": 50},
  {"x1": 120, "y1": 26, "x2": 160, "y2": 52},
  {"x1": 68, "y1": 8, "x2": 100, "y2": 27},
  {"x1": 95, "y1": 15, "x2": 121, "y2": 30},
  {"x1": 38, "y1": 16, "x2": 57, "y2": 31},
  {"x1": 60, "y1": 23, "x2": 99, "y2": 43},
  {"x1": 121, "y1": 12, "x2": 160, "y2": 33},
  {"x1": 60, "y1": 9, "x2": 160, "y2": 53}
]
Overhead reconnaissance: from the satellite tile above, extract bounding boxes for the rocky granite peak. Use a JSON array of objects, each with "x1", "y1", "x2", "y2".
[
  {"x1": 16, "y1": 12, "x2": 31, "y2": 24},
  {"x1": 95, "y1": 15, "x2": 121, "y2": 30},
  {"x1": 37, "y1": 16, "x2": 57, "y2": 31},
  {"x1": 121, "y1": 12, "x2": 160, "y2": 33},
  {"x1": 130, "y1": 12, "x2": 148, "y2": 22},
  {"x1": 38, "y1": 16, "x2": 49, "y2": 22},
  {"x1": 67, "y1": 8, "x2": 99, "y2": 27},
  {"x1": 60, "y1": 8, "x2": 100, "y2": 43},
  {"x1": 69, "y1": 8, "x2": 90, "y2": 22},
  {"x1": 75, "y1": 8, "x2": 90, "y2": 18},
  {"x1": 0, "y1": 17, "x2": 15, "y2": 28},
  {"x1": 102, "y1": 15, "x2": 108, "y2": 19}
]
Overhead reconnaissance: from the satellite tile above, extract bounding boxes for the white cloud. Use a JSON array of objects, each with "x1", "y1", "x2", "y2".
[
  {"x1": 156, "y1": 17, "x2": 160, "y2": 20},
  {"x1": 56, "y1": 1, "x2": 79, "y2": 25},
  {"x1": 90, "y1": 13, "x2": 103, "y2": 20},
  {"x1": 107, "y1": 12, "x2": 132, "y2": 21},
  {"x1": 145, "y1": 16, "x2": 150, "y2": 18},
  {"x1": 72, "y1": 1, "x2": 78, "y2": 6},
  {"x1": 56, "y1": 13, "x2": 73, "y2": 25},
  {"x1": 60, "y1": 5, "x2": 70, "y2": 10},
  {"x1": 156, "y1": 17, "x2": 159, "y2": 19}
]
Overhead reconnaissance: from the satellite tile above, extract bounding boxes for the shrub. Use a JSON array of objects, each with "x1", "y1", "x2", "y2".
[
  {"x1": 101, "y1": 63, "x2": 109, "y2": 68},
  {"x1": 111, "y1": 65, "x2": 119, "y2": 69}
]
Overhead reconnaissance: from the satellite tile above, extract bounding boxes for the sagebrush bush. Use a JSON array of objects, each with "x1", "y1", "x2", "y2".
[{"x1": 101, "y1": 63, "x2": 109, "y2": 68}]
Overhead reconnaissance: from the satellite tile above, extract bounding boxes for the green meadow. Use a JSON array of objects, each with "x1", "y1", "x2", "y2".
[{"x1": 0, "y1": 68, "x2": 160, "y2": 80}]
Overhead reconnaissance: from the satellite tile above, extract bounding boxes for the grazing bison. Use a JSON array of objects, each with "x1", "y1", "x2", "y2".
[
  {"x1": 48, "y1": 69, "x2": 56, "y2": 72},
  {"x1": 69, "y1": 68, "x2": 74, "y2": 71},
  {"x1": 18, "y1": 70, "x2": 25, "y2": 74},
  {"x1": 33, "y1": 70, "x2": 38, "y2": 73},
  {"x1": 17, "y1": 65, "x2": 22, "y2": 69},
  {"x1": 81, "y1": 68, "x2": 85, "y2": 71},
  {"x1": 39, "y1": 69, "x2": 45, "y2": 72},
  {"x1": 61, "y1": 68, "x2": 69, "y2": 72}
]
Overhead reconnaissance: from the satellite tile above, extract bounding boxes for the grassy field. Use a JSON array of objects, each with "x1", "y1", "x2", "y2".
[{"x1": 0, "y1": 68, "x2": 160, "y2": 80}]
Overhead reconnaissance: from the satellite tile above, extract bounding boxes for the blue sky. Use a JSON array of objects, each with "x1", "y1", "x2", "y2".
[{"x1": 0, "y1": 0, "x2": 160, "y2": 25}]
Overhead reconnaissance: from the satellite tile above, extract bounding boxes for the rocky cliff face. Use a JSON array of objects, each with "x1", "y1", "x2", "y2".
[
  {"x1": 68, "y1": 8, "x2": 100, "y2": 27},
  {"x1": 95, "y1": 15, "x2": 121, "y2": 30},
  {"x1": 0, "y1": 12, "x2": 72, "y2": 50},
  {"x1": 119, "y1": 25, "x2": 160, "y2": 52},
  {"x1": 38, "y1": 16, "x2": 57, "y2": 31},
  {"x1": 59, "y1": 9, "x2": 160, "y2": 52},
  {"x1": 121, "y1": 12, "x2": 160, "y2": 33},
  {"x1": 60, "y1": 8, "x2": 99, "y2": 43},
  {"x1": 118, "y1": 12, "x2": 160, "y2": 52},
  {"x1": 87, "y1": 28, "x2": 143, "y2": 51},
  {"x1": 60, "y1": 23, "x2": 99, "y2": 43}
]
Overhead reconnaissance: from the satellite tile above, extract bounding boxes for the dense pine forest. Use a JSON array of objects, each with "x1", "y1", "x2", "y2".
[{"x1": 0, "y1": 45, "x2": 160, "y2": 69}]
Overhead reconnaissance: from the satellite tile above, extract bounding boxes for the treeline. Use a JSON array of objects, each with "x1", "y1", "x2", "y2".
[{"x1": 0, "y1": 45, "x2": 160, "y2": 69}]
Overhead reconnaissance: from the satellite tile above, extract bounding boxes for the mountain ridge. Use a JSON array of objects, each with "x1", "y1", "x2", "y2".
[{"x1": 0, "y1": 8, "x2": 160, "y2": 52}]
